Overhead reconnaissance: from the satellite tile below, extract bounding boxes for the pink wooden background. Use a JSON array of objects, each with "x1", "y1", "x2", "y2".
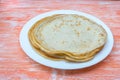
[{"x1": 0, "y1": 0, "x2": 120, "y2": 80}]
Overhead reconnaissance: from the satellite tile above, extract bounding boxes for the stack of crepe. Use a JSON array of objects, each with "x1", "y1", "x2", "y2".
[{"x1": 28, "y1": 14, "x2": 107, "y2": 62}]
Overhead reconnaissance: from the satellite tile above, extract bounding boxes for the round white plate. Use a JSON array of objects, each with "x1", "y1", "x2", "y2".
[{"x1": 20, "y1": 10, "x2": 114, "y2": 70}]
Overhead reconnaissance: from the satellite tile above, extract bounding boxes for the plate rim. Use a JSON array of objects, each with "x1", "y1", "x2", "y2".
[{"x1": 19, "y1": 10, "x2": 114, "y2": 70}]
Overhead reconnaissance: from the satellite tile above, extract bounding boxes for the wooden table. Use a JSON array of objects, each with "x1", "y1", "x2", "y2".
[{"x1": 0, "y1": 0, "x2": 120, "y2": 80}]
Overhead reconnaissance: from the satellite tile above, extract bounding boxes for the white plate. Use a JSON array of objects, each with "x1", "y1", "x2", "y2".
[{"x1": 20, "y1": 10, "x2": 114, "y2": 70}]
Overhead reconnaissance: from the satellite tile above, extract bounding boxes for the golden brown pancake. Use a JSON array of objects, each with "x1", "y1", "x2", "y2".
[{"x1": 28, "y1": 14, "x2": 107, "y2": 62}]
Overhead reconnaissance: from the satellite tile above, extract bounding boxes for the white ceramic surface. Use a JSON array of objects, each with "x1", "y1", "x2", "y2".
[{"x1": 19, "y1": 10, "x2": 114, "y2": 70}]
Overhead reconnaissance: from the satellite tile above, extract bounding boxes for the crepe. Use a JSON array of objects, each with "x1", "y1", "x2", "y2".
[{"x1": 28, "y1": 14, "x2": 107, "y2": 62}]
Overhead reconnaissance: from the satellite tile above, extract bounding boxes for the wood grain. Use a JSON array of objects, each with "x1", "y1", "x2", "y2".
[{"x1": 0, "y1": 0, "x2": 120, "y2": 80}]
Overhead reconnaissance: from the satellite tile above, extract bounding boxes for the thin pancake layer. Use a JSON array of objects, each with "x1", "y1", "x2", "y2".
[{"x1": 28, "y1": 14, "x2": 107, "y2": 62}]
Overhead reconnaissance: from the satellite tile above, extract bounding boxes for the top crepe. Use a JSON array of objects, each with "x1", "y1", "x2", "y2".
[{"x1": 28, "y1": 14, "x2": 107, "y2": 62}]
